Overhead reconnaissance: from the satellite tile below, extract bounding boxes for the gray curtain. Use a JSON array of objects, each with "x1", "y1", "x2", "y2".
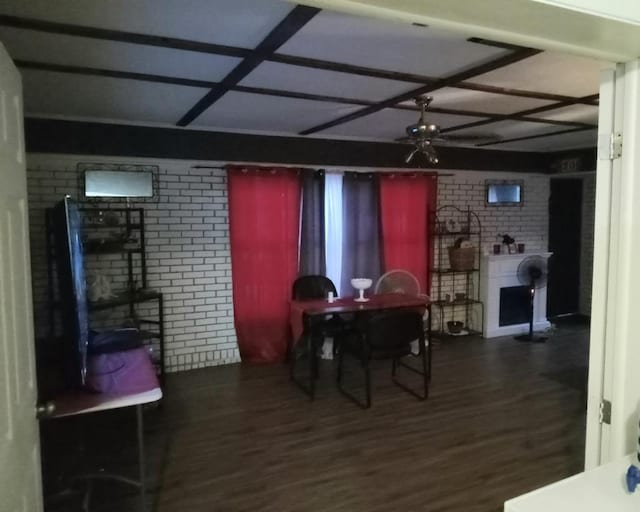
[
  {"x1": 299, "y1": 170, "x2": 326, "y2": 276},
  {"x1": 340, "y1": 172, "x2": 382, "y2": 297}
]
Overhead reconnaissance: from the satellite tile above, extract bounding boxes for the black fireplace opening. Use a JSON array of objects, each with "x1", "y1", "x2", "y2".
[{"x1": 499, "y1": 285, "x2": 531, "y2": 326}]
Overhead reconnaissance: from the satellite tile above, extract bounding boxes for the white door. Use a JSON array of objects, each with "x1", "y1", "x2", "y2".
[{"x1": 0, "y1": 43, "x2": 43, "y2": 512}]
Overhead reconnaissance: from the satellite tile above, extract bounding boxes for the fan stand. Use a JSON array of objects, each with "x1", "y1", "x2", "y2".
[{"x1": 514, "y1": 280, "x2": 547, "y2": 343}]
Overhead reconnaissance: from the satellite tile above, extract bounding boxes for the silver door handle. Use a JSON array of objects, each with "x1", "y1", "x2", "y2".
[{"x1": 36, "y1": 401, "x2": 56, "y2": 419}]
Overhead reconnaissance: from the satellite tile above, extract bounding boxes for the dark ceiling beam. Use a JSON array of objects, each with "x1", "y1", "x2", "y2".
[
  {"x1": 269, "y1": 52, "x2": 437, "y2": 84},
  {"x1": 176, "y1": 5, "x2": 320, "y2": 126},
  {"x1": 440, "y1": 93, "x2": 599, "y2": 134},
  {"x1": 0, "y1": 14, "x2": 250, "y2": 59},
  {"x1": 476, "y1": 126, "x2": 595, "y2": 147},
  {"x1": 467, "y1": 37, "x2": 533, "y2": 52},
  {"x1": 298, "y1": 47, "x2": 543, "y2": 135},
  {"x1": 17, "y1": 60, "x2": 595, "y2": 131},
  {"x1": 0, "y1": 15, "x2": 599, "y2": 107},
  {"x1": 454, "y1": 82, "x2": 599, "y2": 105},
  {"x1": 15, "y1": 59, "x2": 219, "y2": 89}
]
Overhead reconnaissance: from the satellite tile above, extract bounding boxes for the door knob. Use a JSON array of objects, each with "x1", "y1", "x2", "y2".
[{"x1": 36, "y1": 401, "x2": 56, "y2": 419}]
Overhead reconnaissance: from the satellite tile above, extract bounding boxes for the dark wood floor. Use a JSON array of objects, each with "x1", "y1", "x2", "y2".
[{"x1": 42, "y1": 321, "x2": 589, "y2": 512}]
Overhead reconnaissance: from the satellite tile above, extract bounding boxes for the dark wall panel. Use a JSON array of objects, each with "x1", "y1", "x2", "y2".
[{"x1": 25, "y1": 117, "x2": 565, "y2": 172}]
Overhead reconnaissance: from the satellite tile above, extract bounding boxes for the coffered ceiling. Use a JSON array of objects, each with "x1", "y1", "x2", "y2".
[{"x1": 0, "y1": 0, "x2": 607, "y2": 153}]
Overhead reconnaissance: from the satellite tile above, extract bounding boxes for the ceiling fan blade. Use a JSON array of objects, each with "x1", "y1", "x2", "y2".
[{"x1": 434, "y1": 133, "x2": 503, "y2": 144}]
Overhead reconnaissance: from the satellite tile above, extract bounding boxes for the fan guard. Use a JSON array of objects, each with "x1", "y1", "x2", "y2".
[
  {"x1": 516, "y1": 255, "x2": 548, "y2": 289},
  {"x1": 375, "y1": 270, "x2": 421, "y2": 295}
]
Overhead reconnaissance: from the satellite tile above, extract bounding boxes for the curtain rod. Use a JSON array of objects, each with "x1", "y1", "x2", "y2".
[{"x1": 191, "y1": 164, "x2": 452, "y2": 176}]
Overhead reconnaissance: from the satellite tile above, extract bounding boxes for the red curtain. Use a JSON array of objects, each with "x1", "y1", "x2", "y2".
[
  {"x1": 379, "y1": 173, "x2": 438, "y2": 294},
  {"x1": 227, "y1": 166, "x2": 301, "y2": 363}
]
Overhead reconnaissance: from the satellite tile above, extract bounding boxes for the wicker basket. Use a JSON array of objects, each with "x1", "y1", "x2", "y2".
[{"x1": 448, "y1": 246, "x2": 475, "y2": 271}]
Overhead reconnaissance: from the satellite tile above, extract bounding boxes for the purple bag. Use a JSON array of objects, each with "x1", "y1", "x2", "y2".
[{"x1": 86, "y1": 346, "x2": 159, "y2": 394}]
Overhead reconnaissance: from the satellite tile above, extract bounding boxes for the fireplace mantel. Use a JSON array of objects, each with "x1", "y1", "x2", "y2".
[{"x1": 480, "y1": 251, "x2": 552, "y2": 338}]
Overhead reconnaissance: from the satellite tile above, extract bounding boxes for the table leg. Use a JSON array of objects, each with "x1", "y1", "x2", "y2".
[{"x1": 136, "y1": 405, "x2": 146, "y2": 511}]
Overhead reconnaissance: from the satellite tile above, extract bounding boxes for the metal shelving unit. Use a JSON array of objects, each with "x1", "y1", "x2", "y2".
[{"x1": 431, "y1": 205, "x2": 484, "y2": 337}]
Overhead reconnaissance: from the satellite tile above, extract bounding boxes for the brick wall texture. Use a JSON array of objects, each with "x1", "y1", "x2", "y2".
[
  {"x1": 27, "y1": 154, "x2": 239, "y2": 373},
  {"x1": 25, "y1": 154, "x2": 594, "y2": 372}
]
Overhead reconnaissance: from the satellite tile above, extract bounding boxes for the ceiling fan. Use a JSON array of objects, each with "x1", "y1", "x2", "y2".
[{"x1": 400, "y1": 96, "x2": 501, "y2": 165}]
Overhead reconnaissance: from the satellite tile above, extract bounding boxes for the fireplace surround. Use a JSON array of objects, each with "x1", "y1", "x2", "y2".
[{"x1": 480, "y1": 252, "x2": 552, "y2": 338}]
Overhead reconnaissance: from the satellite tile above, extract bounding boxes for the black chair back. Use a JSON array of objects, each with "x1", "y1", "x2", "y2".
[
  {"x1": 292, "y1": 275, "x2": 337, "y2": 300},
  {"x1": 365, "y1": 310, "x2": 424, "y2": 352}
]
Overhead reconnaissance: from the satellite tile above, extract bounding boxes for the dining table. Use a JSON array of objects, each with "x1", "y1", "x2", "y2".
[{"x1": 289, "y1": 292, "x2": 431, "y2": 399}]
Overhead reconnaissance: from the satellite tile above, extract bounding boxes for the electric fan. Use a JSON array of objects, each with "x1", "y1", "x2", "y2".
[
  {"x1": 514, "y1": 255, "x2": 549, "y2": 343},
  {"x1": 375, "y1": 270, "x2": 421, "y2": 295}
]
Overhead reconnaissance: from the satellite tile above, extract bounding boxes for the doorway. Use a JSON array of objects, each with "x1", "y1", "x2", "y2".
[{"x1": 548, "y1": 178, "x2": 583, "y2": 318}]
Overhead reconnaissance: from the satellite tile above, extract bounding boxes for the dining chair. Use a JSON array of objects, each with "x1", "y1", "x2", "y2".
[
  {"x1": 290, "y1": 275, "x2": 350, "y2": 384},
  {"x1": 375, "y1": 269, "x2": 431, "y2": 350},
  {"x1": 337, "y1": 309, "x2": 429, "y2": 409}
]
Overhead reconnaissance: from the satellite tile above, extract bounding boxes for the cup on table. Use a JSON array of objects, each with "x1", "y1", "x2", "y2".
[
  {"x1": 327, "y1": 291, "x2": 334, "y2": 303},
  {"x1": 493, "y1": 244, "x2": 501, "y2": 255},
  {"x1": 517, "y1": 243, "x2": 525, "y2": 253}
]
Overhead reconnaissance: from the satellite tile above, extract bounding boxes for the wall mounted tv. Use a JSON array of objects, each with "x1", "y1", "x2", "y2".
[
  {"x1": 486, "y1": 181, "x2": 523, "y2": 206},
  {"x1": 84, "y1": 169, "x2": 154, "y2": 198}
]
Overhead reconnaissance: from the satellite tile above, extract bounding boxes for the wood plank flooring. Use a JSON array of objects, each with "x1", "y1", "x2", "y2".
[{"x1": 42, "y1": 321, "x2": 589, "y2": 512}]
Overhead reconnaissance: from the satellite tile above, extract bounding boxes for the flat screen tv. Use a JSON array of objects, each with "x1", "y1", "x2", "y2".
[
  {"x1": 52, "y1": 196, "x2": 89, "y2": 389},
  {"x1": 486, "y1": 181, "x2": 522, "y2": 206},
  {"x1": 84, "y1": 170, "x2": 153, "y2": 198}
]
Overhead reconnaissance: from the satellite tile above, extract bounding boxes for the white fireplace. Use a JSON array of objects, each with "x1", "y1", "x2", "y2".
[{"x1": 480, "y1": 252, "x2": 552, "y2": 338}]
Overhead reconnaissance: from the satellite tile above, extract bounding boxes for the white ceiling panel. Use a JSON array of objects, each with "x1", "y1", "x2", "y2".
[
  {"x1": 240, "y1": 61, "x2": 416, "y2": 102},
  {"x1": 449, "y1": 119, "x2": 571, "y2": 142},
  {"x1": 398, "y1": 87, "x2": 556, "y2": 115},
  {"x1": 529, "y1": 104, "x2": 599, "y2": 125},
  {"x1": 22, "y1": 69, "x2": 207, "y2": 123},
  {"x1": 0, "y1": 0, "x2": 292, "y2": 49},
  {"x1": 0, "y1": 27, "x2": 241, "y2": 82},
  {"x1": 192, "y1": 92, "x2": 362, "y2": 133},
  {"x1": 471, "y1": 52, "x2": 604, "y2": 98},
  {"x1": 490, "y1": 129, "x2": 597, "y2": 152},
  {"x1": 321, "y1": 108, "x2": 486, "y2": 140},
  {"x1": 277, "y1": 10, "x2": 509, "y2": 78}
]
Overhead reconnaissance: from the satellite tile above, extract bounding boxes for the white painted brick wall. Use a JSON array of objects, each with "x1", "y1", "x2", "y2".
[
  {"x1": 26, "y1": 155, "x2": 562, "y2": 370},
  {"x1": 26, "y1": 154, "x2": 240, "y2": 373}
]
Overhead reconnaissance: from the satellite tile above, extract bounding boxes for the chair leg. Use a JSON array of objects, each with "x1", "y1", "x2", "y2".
[
  {"x1": 364, "y1": 359, "x2": 371, "y2": 409},
  {"x1": 393, "y1": 347, "x2": 429, "y2": 401},
  {"x1": 289, "y1": 342, "x2": 296, "y2": 381},
  {"x1": 427, "y1": 308, "x2": 433, "y2": 382},
  {"x1": 421, "y1": 343, "x2": 429, "y2": 400},
  {"x1": 336, "y1": 349, "x2": 370, "y2": 409}
]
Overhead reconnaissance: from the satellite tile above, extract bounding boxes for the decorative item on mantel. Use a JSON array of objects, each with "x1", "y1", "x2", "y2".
[{"x1": 498, "y1": 233, "x2": 516, "y2": 254}]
